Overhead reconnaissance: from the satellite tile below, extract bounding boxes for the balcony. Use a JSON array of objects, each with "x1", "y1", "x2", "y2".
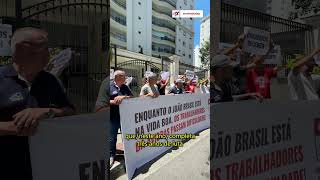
[
  {"x1": 152, "y1": 38, "x2": 175, "y2": 48},
  {"x1": 110, "y1": 18, "x2": 126, "y2": 33},
  {"x1": 110, "y1": 36, "x2": 127, "y2": 49},
  {"x1": 152, "y1": 17, "x2": 176, "y2": 32},
  {"x1": 152, "y1": 0, "x2": 175, "y2": 15},
  {"x1": 152, "y1": 24, "x2": 176, "y2": 36},
  {"x1": 111, "y1": 0, "x2": 126, "y2": 16},
  {"x1": 152, "y1": 10, "x2": 176, "y2": 26}
]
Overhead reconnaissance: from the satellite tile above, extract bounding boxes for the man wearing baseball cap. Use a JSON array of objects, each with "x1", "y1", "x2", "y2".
[
  {"x1": 211, "y1": 55, "x2": 263, "y2": 103},
  {"x1": 168, "y1": 78, "x2": 185, "y2": 94}
]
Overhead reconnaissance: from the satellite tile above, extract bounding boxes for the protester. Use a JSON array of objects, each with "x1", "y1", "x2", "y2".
[
  {"x1": 140, "y1": 72, "x2": 160, "y2": 98},
  {"x1": 109, "y1": 70, "x2": 133, "y2": 167},
  {"x1": 156, "y1": 76, "x2": 169, "y2": 95},
  {"x1": 185, "y1": 79, "x2": 197, "y2": 93},
  {"x1": 211, "y1": 54, "x2": 263, "y2": 103},
  {"x1": 0, "y1": 27, "x2": 75, "y2": 180},
  {"x1": 246, "y1": 61, "x2": 278, "y2": 99},
  {"x1": 95, "y1": 76, "x2": 110, "y2": 112},
  {"x1": 288, "y1": 48, "x2": 320, "y2": 100},
  {"x1": 168, "y1": 78, "x2": 185, "y2": 94}
]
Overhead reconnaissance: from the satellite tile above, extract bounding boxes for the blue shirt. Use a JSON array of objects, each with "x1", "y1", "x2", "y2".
[
  {"x1": 110, "y1": 82, "x2": 133, "y2": 121},
  {"x1": 0, "y1": 65, "x2": 74, "y2": 180}
]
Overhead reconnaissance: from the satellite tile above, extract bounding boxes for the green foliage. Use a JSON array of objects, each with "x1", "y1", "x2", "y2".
[{"x1": 199, "y1": 41, "x2": 210, "y2": 68}]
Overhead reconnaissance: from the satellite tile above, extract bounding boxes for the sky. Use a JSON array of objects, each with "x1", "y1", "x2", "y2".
[{"x1": 194, "y1": 0, "x2": 210, "y2": 48}]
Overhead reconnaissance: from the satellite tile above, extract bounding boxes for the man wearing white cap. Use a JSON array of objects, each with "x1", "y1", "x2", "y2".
[
  {"x1": 211, "y1": 55, "x2": 263, "y2": 103},
  {"x1": 140, "y1": 72, "x2": 160, "y2": 98},
  {"x1": 168, "y1": 78, "x2": 185, "y2": 94}
]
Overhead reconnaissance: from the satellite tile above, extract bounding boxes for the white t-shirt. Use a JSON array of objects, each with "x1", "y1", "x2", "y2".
[
  {"x1": 288, "y1": 70, "x2": 320, "y2": 100},
  {"x1": 140, "y1": 84, "x2": 159, "y2": 96}
]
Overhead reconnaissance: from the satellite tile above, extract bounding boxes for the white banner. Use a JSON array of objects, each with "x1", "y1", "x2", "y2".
[
  {"x1": 211, "y1": 101, "x2": 320, "y2": 179},
  {"x1": 0, "y1": 24, "x2": 12, "y2": 56},
  {"x1": 120, "y1": 94, "x2": 210, "y2": 180},
  {"x1": 29, "y1": 112, "x2": 108, "y2": 180},
  {"x1": 243, "y1": 27, "x2": 270, "y2": 55},
  {"x1": 264, "y1": 45, "x2": 282, "y2": 65}
]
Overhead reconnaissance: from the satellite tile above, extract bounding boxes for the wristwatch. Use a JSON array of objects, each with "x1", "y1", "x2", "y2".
[{"x1": 46, "y1": 108, "x2": 55, "y2": 118}]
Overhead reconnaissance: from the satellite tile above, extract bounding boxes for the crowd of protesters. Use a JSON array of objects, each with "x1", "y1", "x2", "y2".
[{"x1": 211, "y1": 33, "x2": 320, "y2": 103}]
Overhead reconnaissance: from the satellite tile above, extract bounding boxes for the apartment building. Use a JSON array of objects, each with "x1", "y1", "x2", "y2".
[{"x1": 110, "y1": 0, "x2": 195, "y2": 65}]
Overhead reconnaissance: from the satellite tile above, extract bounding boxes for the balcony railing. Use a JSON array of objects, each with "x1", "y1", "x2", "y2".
[
  {"x1": 111, "y1": 31, "x2": 127, "y2": 42},
  {"x1": 152, "y1": 35, "x2": 175, "y2": 43},
  {"x1": 159, "y1": 0, "x2": 176, "y2": 8},
  {"x1": 152, "y1": 18, "x2": 176, "y2": 32},
  {"x1": 113, "y1": 0, "x2": 126, "y2": 9},
  {"x1": 111, "y1": 12, "x2": 126, "y2": 26}
]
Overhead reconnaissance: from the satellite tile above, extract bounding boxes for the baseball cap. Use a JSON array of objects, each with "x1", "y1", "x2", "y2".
[
  {"x1": 176, "y1": 79, "x2": 184, "y2": 83},
  {"x1": 212, "y1": 55, "x2": 238, "y2": 69}
]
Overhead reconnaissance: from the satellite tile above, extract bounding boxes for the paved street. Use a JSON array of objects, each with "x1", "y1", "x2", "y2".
[{"x1": 111, "y1": 129, "x2": 210, "y2": 180}]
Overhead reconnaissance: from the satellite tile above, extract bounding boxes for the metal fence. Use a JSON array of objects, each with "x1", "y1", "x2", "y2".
[
  {"x1": 221, "y1": 3, "x2": 314, "y2": 78},
  {"x1": 0, "y1": 0, "x2": 109, "y2": 113}
]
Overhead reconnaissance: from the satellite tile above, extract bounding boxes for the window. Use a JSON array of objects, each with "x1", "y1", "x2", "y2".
[
  {"x1": 138, "y1": 16, "x2": 141, "y2": 20},
  {"x1": 138, "y1": 31, "x2": 141, "y2": 34},
  {"x1": 189, "y1": 55, "x2": 191, "y2": 59},
  {"x1": 138, "y1": 2, "x2": 141, "y2": 5},
  {"x1": 183, "y1": 41, "x2": 186, "y2": 46}
]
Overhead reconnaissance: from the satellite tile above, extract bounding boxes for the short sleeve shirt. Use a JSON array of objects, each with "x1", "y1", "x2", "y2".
[
  {"x1": 0, "y1": 65, "x2": 74, "y2": 180},
  {"x1": 140, "y1": 84, "x2": 159, "y2": 96},
  {"x1": 110, "y1": 82, "x2": 133, "y2": 120},
  {"x1": 95, "y1": 78, "x2": 109, "y2": 110}
]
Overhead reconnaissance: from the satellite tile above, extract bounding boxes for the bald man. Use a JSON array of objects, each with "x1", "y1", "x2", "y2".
[{"x1": 0, "y1": 27, "x2": 75, "y2": 179}]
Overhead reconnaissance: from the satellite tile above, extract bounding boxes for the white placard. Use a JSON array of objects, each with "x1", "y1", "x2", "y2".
[
  {"x1": 48, "y1": 48, "x2": 72, "y2": 76},
  {"x1": 185, "y1": 70, "x2": 195, "y2": 80},
  {"x1": 243, "y1": 27, "x2": 270, "y2": 55},
  {"x1": 144, "y1": 71, "x2": 153, "y2": 78},
  {"x1": 110, "y1": 69, "x2": 114, "y2": 79},
  {"x1": 160, "y1": 71, "x2": 170, "y2": 80},
  {"x1": 29, "y1": 112, "x2": 108, "y2": 180},
  {"x1": 264, "y1": 45, "x2": 282, "y2": 65},
  {"x1": 120, "y1": 94, "x2": 210, "y2": 180},
  {"x1": 0, "y1": 24, "x2": 12, "y2": 56}
]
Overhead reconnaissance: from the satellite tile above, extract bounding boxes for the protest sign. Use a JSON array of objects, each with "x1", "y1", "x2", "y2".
[
  {"x1": 47, "y1": 48, "x2": 72, "y2": 76},
  {"x1": 243, "y1": 27, "x2": 270, "y2": 55},
  {"x1": 160, "y1": 71, "x2": 170, "y2": 80},
  {"x1": 0, "y1": 24, "x2": 12, "y2": 56},
  {"x1": 211, "y1": 101, "x2": 320, "y2": 179},
  {"x1": 29, "y1": 112, "x2": 108, "y2": 180},
  {"x1": 110, "y1": 69, "x2": 114, "y2": 79},
  {"x1": 264, "y1": 45, "x2": 282, "y2": 65},
  {"x1": 145, "y1": 71, "x2": 153, "y2": 78},
  {"x1": 120, "y1": 94, "x2": 210, "y2": 180},
  {"x1": 185, "y1": 70, "x2": 195, "y2": 80}
]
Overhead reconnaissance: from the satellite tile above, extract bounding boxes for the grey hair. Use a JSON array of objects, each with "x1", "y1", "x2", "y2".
[
  {"x1": 114, "y1": 70, "x2": 125, "y2": 77},
  {"x1": 146, "y1": 72, "x2": 157, "y2": 81},
  {"x1": 11, "y1": 27, "x2": 48, "y2": 55}
]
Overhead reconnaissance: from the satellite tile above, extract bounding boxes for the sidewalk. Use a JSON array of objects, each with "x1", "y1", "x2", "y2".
[{"x1": 110, "y1": 129, "x2": 210, "y2": 180}]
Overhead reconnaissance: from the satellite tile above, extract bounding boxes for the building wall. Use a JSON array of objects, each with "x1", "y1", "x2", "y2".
[
  {"x1": 127, "y1": 0, "x2": 152, "y2": 55},
  {"x1": 200, "y1": 16, "x2": 210, "y2": 48},
  {"x1": 175, "y1": 0, "x2": 195, "y2": 65},
  {"x1": 266, "y1": 0, "x2": 293, "y2": 19},
  {"x1": 223, "y1": 0, "x2": 267, "y2": 13}
]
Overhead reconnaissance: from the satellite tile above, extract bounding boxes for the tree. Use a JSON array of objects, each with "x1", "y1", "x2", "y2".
[
  {"x1": 289, "y1": 0, "x2": 320, "y2": 19},
  {"x1": 199, "y1": 41, "x2": 210, "y2": 68}
]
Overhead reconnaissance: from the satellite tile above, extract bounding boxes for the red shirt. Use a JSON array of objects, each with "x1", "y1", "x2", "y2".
[
  {"x1": 185, "y1": 84, "x2": 196, "y2": 93},
  {"x1": 246, "y1": 68, "x2": 276, "y2": 98}
]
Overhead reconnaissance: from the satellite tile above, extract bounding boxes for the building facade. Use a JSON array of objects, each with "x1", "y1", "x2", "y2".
[
  {"x1": 200, "y1": 15, "x2": 210, "y2": 48},
  {"x1": 110, "y1": 0, "x2": 195, "y2": 65}
]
